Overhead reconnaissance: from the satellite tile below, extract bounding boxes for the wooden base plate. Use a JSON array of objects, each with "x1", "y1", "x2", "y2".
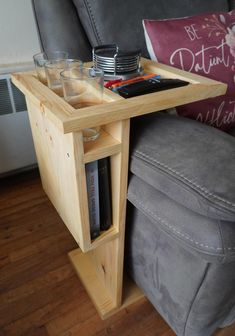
[{"x1": 69, "y1": 248, "x2": 144, "y2": 320}]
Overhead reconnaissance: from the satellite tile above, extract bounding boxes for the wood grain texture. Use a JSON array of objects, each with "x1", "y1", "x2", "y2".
[
  {"x1": 24, "y1": 98, "x2": 124, "y2": 253},
  {"x1": 21, "y1": 76, "x2": 133, "y2": 315},
  {"x1": 11, "y1": 58, "x2": 227, "y2": 134},
  {"x1": 68, "y1": 119, "x2": 132, "y2": 317},
  {"x1": 83, "y1": 129, "x2": 121, "y2": 164},
  {"x1": 25, "y1": 98, "x2": 89, "y2": 251},
  {"x1": 15, "y1": 67, "x2": 133, "y2": 316},
  {"x1": 0, "y1": 170, "x2": 234, "y2": 335}
]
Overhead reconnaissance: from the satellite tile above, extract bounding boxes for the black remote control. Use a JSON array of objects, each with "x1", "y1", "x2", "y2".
[{"x1": 117, "y1": 78, "x2": 189, "y2": 98}]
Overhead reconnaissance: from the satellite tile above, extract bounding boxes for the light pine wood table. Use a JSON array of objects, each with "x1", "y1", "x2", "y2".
[{"x1": 12, "y1": 58, "x2": 227, "y2": 319}]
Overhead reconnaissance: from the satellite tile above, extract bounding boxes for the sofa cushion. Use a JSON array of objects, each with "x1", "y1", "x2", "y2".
[
  {"x1": 128, "y1": 174, "x2": 235, "y2": 263},
  {"x1": 32, "y1": 0, "x2": 92, "y2": 61},
  {"x1": 143, "y1": 10, "x2": 235, "y2": 131},
  {"x1": 230, "y1": 0, "x2": 235, "y2": 9},
  {"x1": 130, "y1": 112, "x2": 235, "y2": 221},
  {"x1": 72, "y1": 0, "x2": 228, "y2": 58}
]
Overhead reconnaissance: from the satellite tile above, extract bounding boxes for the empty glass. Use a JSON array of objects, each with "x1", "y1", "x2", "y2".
[
  {"x1": 33, "y1": 51, "x2": 69, "y2": 84},
  {"x1": 61, "y1": 67, "x2": 104, "y2": 141},
  {"x1": 45, "y1": 59, "x2": 83, "y2": 96}
]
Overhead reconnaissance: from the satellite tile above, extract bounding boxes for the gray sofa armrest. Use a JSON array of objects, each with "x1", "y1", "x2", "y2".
[
  {"x1": 130, "y1": 113, "x2": 235, "y2": 222},
  {"x1": 128, "y1": 174, "x2": 235, "y2": 263}
]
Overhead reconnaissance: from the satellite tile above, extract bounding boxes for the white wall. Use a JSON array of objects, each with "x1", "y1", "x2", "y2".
[{"x1": 0, "y1": 0, "x2": 40, "y2": 66}]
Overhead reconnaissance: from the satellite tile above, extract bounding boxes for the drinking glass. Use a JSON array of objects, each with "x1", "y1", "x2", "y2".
[
  {"x1": 45, "y1": 59, "x2": 83, "y2": 96},
  {"x1": 61, "y1": 67, "x2": 104, "y2": 142},
  {"x1": 33, "y1": 51, "x2": 69, "y2": 84}
]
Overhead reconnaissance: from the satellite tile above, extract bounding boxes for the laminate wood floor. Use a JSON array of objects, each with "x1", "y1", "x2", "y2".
[{"x1": 0, "y1": 169, "x2": 234, "y2": 336}]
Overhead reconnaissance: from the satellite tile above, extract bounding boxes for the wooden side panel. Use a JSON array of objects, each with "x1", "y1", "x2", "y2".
[
  {"x1": 88, "y1": 119, "x2": 130, "y2": 307},
  {"x1": 26, "y1": 98, "x2": 88, "y2": 250},
  {"x1": 69, "y1": 119, "x2": 131, "y2": 315},
  {"x1": 89, "y1": 239, "x2": 119, "y2": 302}
]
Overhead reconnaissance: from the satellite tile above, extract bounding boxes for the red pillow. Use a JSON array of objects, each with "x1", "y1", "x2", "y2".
[{"x1": 143, "y1": 11, "x2": 235, "y2": 131}]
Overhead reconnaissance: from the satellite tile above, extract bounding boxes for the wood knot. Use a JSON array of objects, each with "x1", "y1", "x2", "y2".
[
  {"x1": 101, "y1": 264, "x2": 106, "y2": 274},
  {"x1": 40, "y1": 102, "x2": 45, "y2": 114}
]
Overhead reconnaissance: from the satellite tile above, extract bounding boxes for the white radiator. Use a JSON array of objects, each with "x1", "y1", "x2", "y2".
[{"x1": 0, "y1": 66, "x2": 36, "y2": 175}]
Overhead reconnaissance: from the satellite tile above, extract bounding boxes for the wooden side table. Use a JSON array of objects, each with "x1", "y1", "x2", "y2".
[{"x1": 11, "y1": 58, "x2": 227, "y2": 319}]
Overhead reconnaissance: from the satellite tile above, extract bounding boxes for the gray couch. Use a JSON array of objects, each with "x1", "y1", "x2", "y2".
[{"x1": 32, "y1": 1, "x2": 235, "y2": 335}]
